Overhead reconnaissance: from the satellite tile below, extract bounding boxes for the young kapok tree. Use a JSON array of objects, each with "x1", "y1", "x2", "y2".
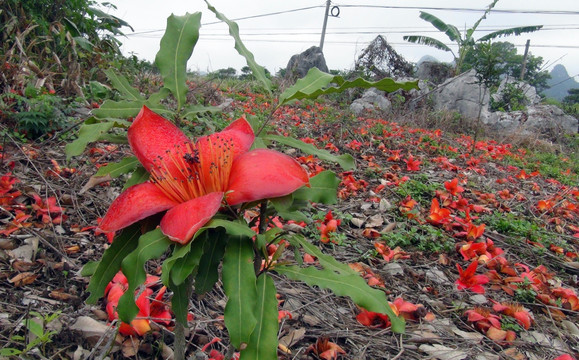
[{"x1": 75, "y1": 3, "x2": 419, "y2": 359}]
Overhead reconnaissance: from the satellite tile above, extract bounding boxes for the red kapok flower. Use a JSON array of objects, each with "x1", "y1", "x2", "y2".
[
  {"x1": 491, "y1": 301, "x2": 533, "y2": 330},
  {"x1": 428, "y1": 198, "x2": 451, "y2": 225},
  {"x1": 456, "y1": 261, "x2": 490, "y2": 294},
  {"x1": 98, "y1": 106, "x2": 309, "y2": 244},
  {"x1": 444, "y1": 178, "x2": 464, "y2": 196}
]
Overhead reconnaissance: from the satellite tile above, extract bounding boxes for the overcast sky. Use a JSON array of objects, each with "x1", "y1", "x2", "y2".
[{"x1": 109, "y1": 0, "x2": 579, "y2": 83}]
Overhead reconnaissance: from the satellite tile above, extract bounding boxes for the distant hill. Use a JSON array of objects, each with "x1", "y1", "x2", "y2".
[{"x1": 543, "y1": 64, "x2": 579, "y2": 101}]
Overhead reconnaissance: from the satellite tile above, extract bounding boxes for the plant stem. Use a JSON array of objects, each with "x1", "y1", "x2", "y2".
[{"x1": 173, "y1": 275, "x2": 193, "y2": 360}]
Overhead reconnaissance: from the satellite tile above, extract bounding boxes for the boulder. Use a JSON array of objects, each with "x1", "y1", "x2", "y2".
[
  {"x1": 485, "y1": 105, "x2": 578, "y2": 136},
  {"x1": 350, "y1": 88, "x2": 391, "y2": 115},
  {"x1": 525, "y1": 105, "x2": 578, "y2": 135},
  {"x1": 491, "y1": 77, "x2": 540, "y2": 107},
  {"x1": 285, "y1": 46, "x2": 328, "y2": 79},
  {"x1": 431, "y1": 70, "x2": 490, "y2": 120},
  {"x1": 416, "y1": 61, "x2": 452, "y2": 85}
]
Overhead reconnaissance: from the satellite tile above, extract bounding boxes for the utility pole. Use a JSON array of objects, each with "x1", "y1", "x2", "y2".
[
  {"x1": 520, "y1": 39, "x2": 530, "y2": 80},
  {"x1": 319, "y1": 0, "x2": 331, "y2": 51}
]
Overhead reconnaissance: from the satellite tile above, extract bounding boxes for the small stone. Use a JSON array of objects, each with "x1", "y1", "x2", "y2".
[
  {"x1": 383, "y1": 262, "x2": 404, "y2": 276},
  {"x1": 379, "y1": 198, "x2": 392, "y2": 211},
  {"x1": 350, "y1": 218, "x2": 365, "y2": 228},
  {"x1": 425, "y1": 268, "x2": 449, "y2": 285},
  {"x1": 469, "y1": 294, "x2": 488, "y2": 305}
]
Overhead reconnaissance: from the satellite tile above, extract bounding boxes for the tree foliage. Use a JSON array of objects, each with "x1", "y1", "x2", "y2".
[
  {"x1": 0, "y1": 0, "x2": 132, "y2": 96},
  {"x1": 462, "y1": 41, "x2": 550, "y2": 92},
  {"x1": 403, "y1": 0, "x2": 542, "y2": 74}
]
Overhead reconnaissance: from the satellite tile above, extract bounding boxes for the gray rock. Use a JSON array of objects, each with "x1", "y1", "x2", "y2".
[
  {"x1": 285, "y1": 46, "x2": 328, "y2": 79},
  {"x1": 383, "y1": 262, "x2": 404, "y2": 276},
  {"x1": 425, "y1": 268, "x2": 450, "y2": 285},
  {"x1": 431, "y1": 70, "x2": 490, "y2": 121},
  {"x1": 486, "y1": 105, "x2": 578, "y2": 136},
  {"x1": 525, "y1": 104, "x2": 578, "y2": 135},
  {"x1": 350, "y1": 88, "x2": 392, "y2": 115},
  {"x1": 469, "y1": 294, "x2": 488, "y2": 305}
]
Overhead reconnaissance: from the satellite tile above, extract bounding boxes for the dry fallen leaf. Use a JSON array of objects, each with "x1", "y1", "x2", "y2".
[
  {"x1": 9, "y1": 272, "x2": 37, "y2": 287},
  {"x1": 79, "y1": 174, "x2": 113, "y2": 194},
  {"x1": 49, "y1": 290, "x2": 80, "y2": 302},
  {"x1": 279, "y1": 327, "x2": 306, "y2": 350},
  {"x1": 122, "y1": 337, "x2": 140, "y2": 358},
  {"x1": 70, "y1": 316, "x2": 122, "y2": 347},
  {"x1": 419, "y1": 344, "x2": 469, "y2": 360}
]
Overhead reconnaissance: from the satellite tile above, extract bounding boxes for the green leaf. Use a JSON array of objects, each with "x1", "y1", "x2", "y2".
[
  {"x1": 155, "y1": 13, "x2": 201, "y2": 109},
  {"x1": 194, "y1": 228, "x2": 227, "y2": 295},
  {"x1": 92, "y1": 99, "x2": 144, "y2": 119},
  {"x1": 169, "y1": 276, "x2": 191, "y2": 325},
  {"x1": 288, "y1": 235, "x2": 354, "y2": 275},
  {"x1": 418, "y1": 11, "x2": 461, "y2": 42},
  {"x1": 85, "y1": 224, "x2": 141, "y2": 304},
  {"x1": 104, "y1": 69, "x2": 143, "y2": 101},
  {"x1": 223, "y1": 236, "x2": 257, "y2": 349},
  {"x1": 204, "y1": 1, "x2": 272, "y2": 92},
  {"x1": 123, "y1": 165, "x2": 149, "y2": 190},
  {"x1": 95, "y1": 156, "x2": 139, "y2": 178},
  {"x1": 278, "y1": 67, "x2": 418, "y2": 106},
  {"x1": 477, "y1": 26, "x2": 543, "y2": 42},
  {"x1": 275, "y1": 265, "x2": 405, "y2": 333},
  {"x1": 118, "y1": 229, "x2": 172, "y2": 323},
  {"x1": 80, "y1": 260, "x2": 100, "y2": 277},
  {"x1": 183, "y1": 104, "x2": 221, "y2": 119},
  {"x1": 281, "y1": 234, "x2": 406, "y2": 333},
  {"x1": 170, "y1": 233, "x2": 205, "y2": 285},
  {"x1": 261, "y1": 134, "x2": 355, "y2": 171},
  {"x1": 402, "y1": 35, "x2": 454, "y2": 54},
  {"x1": 293, "y1": 170, "x2": 339, "y2": 204},
  {"x1": 65, "y1": 122, "x2": 115, "y2": 159},
  {"x1": 161, "y1": 219, "x2": 256, "y2": 285},
  {"x1": 240, "y1": 274, "x2": 278, "y2": 360}
]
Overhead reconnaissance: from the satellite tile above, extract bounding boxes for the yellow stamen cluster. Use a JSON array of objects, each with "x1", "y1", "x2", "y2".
[{"x1": 149, "y1": 136, "x2": 234, "y2": 203}]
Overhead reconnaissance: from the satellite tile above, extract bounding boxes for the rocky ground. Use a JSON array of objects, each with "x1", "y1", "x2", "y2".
[{"x1": 0, "y1": 89, "x2": 578, "y2": 359}]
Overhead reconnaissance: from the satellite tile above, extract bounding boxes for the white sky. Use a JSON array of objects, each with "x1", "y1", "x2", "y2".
[{"x1": 109, "y1": 0, "x2": 579, "y2": 82}]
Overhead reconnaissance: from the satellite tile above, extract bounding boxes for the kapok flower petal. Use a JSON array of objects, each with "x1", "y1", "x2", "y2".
[
  {"x1": 128, "y1": 106, "x2": 190, "y2": 172},
  {"x1": 226, "y1": 149, "x2": 309, "y2": 206},
  {"x1": 218, "y1": 117, "x2": 255, "y2": 159},
  {"x1": 159, "y1": 192, "x2": 223, "y2": 244},
  {"x1": 99, "y1": 182, "x2": 179, "y2": 233}
]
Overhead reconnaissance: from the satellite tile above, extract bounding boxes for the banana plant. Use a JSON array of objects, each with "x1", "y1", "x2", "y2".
[{"x1": 403, "y1": 0, "x2": 542, "y2": 74}]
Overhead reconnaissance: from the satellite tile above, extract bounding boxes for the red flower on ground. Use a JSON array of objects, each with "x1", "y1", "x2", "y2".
[
  {"x1": 456, "y1": 261, "x2": 490, "y2": 294},
  {"x1": 98, "y1": 106, "x2": 309, "y2": 244},
  {"x1": 464, "y1": 307, "x2": 501, "y2": 332},
  {"x1": 403, "y1": 154, "x2": 421, "y2": 171},
  {"x1": 307, "y1": 337, "x2": 346, "y2": 360},
  {"x1": 356, "y1": 309, "x2": 391, "y2": 328},
  {"x1": 444, "y1": 178, "x2": 464, "y2": 196},
  {"x1": 491, "y1": 301, "x2": 533, "y2": 330},
  {"x1": 374, "y1": 243, "x2": 410, "y2": 262},
  {"x1": 105, "y1": 271, "x2": 171, "y2": 336},
  {"x1": 428, "y1": 198, "x2": 451, "y2": 225}
]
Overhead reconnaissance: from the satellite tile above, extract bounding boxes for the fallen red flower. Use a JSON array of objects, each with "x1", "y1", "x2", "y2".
[
  {"x1": 307, "y1": 337, "x2": 346, "y2": 360},
  {"x1": 444, "y1": 178, "x2": 464, "y2": 196},
  {"x1": 428, "y1": 198, "x2": 451, "y2": 225},
  {"x1": 456, "y1": 261, "x2": 490, "y2": 294},
  {"x1": 491, "y1": 300, "x2": 533, "y2": 330}
]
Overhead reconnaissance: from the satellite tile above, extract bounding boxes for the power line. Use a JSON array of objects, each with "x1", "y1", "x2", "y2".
[
  {"x1": 201, "y1": 5, "x2": 325, "y2": 26},
  {"x1": 186, "y1": 37, "x2": 579, "y2": 49},
  {"x1": 336, "y1": 4, "x2": 579, "y2": 15}
]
